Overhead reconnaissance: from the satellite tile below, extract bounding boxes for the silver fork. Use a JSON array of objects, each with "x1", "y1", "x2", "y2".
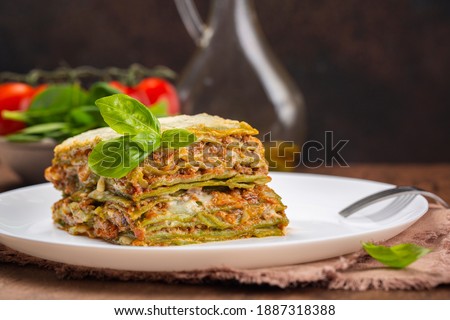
[{"x1": 339, "y1": 186, "x2": 449, "y2": 218}]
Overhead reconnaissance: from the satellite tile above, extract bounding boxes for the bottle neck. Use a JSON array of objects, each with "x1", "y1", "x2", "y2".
[{"x1": 208, "y1": 0, "x2": 257, "y2": 32}]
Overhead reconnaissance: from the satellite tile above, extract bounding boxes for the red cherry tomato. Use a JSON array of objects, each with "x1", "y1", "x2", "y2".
[
  {"x1": 108, "y1": 81, "x2": 131, "y2": 94},
  {"x1": 108, "y1": 78, "x2": 180, "y2": 115},
  {"x1": 133, "y1": 78, "x2": 180, "y2": 115},
  {"x1": 0, "y1": 82, "x2": 35, "y2": 135}
]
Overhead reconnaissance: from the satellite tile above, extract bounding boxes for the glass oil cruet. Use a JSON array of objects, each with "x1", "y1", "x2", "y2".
[{"x1": 175, "y1": 0, "x2": 306, "y2": 170}]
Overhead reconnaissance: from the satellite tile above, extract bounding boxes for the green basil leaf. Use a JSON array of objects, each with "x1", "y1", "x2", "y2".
[
  {"x1": 1, "y1": 110, "x2": 29, "y2": 122},
  {"x1": 11, "y1": 107, "x2": 70, "y2": 124},
  {"x1": 5, "y1": 133, "x2": 43, "y2": 142},
  {"x1": 20, "y1": 122, "x2": 68, "y2": 134},
  {"x1": 8, "y1": 84, "x2": 90, "y2": 125},
  {"x1": 29, "y1": 84, "x2": 88, "y2": 122},
  {"x1": 148, "y1": 100, "x2": 169, "y2": 117},
  {"x1": 6, "y1": 122, "x2": 70, "y2": 142},
  {"x1": 68, "y1": 105, "x2": 106, "y2": 127},
  {"x1": 30, "y1": 84, "x2": 87, "y2": 109},
  {"x1": 87, "y1": 82, "x2": 121, "y2": 105},
  {"x1": 41, "y1": 131, "x2": 69, "y2": 141},
  {"x1": 95, "y1": 94, "x2": 160, "y2": 135},
  {"x1": 88, "y1": 135, "x2": 153, "y2": 179},
  {"x1": 130, "y1": 131, "x2": 161, "y2": 154},
  {"x1": 87, "y1": 95, "x2": 196, "y2": 178},
  {"x1": 362, "y1": 242, "x2": 431, "y2": 269},
  {"x1": 161, "y1": 129, "x2": 196, "y2": 149},
  {"x1": 69, "y1": 126, "x2": 97, "y2": 137}
]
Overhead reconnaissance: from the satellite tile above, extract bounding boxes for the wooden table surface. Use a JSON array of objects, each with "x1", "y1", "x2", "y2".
[{"x1": 1, "y1": 163, "x2": 449, "y2": 299}]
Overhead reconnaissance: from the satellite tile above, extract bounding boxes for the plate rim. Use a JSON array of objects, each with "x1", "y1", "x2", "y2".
[{"x1": 0, "y1": 172, "x2": 429, "y2": 270}]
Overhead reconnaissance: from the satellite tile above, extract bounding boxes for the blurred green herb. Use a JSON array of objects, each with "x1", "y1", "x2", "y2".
[{"x1": 2, "y1": 82, "x2": 121, "y2": 142}]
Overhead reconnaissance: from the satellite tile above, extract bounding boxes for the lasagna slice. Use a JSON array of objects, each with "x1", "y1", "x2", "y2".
[{"x1": 45, "y1": 113, "x2": 288, "y2": 246}]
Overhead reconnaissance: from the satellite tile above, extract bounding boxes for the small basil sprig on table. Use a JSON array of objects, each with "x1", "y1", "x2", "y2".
[
  {"x1": 362, "y1": 242, "x2": 431, "y2": 269},
  {"x1": 88, "y1": 94, "x2": 196, "y2": 179}
]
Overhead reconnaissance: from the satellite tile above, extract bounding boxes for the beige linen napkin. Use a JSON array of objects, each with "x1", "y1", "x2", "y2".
[{"x1": 1, "y1": 204, "x2": 449, "y2": 290}]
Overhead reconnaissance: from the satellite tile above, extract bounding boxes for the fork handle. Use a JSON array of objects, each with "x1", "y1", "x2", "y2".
[{"x1": 339, "y1": 186, "x2": 449, "y2": 218}]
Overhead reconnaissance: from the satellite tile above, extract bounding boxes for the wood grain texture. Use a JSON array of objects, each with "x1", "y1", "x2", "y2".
[{"x1": 0, "y1": 163, "x2": 449, "y2": 299}]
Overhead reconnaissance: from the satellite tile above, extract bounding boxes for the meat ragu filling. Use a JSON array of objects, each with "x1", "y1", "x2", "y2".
[{"x1": 45, "y1": 134, "x2": 270, "y2": 200}]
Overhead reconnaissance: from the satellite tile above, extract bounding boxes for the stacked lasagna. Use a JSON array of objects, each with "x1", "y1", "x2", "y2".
[{"x1": 45, "y1": 114, "x2": 288, "y2": 246}]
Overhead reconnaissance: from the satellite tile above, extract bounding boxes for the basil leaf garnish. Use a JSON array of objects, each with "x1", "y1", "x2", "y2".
[
  {"x1": 95, "y1": 94, "x2": 160, "y2": 135},
  {"x1": 89, "y1": 136, "x2": 147, "y2": 178},
  {"x1": 131, "y1": 132, "x2": 161, "y2": 154},
  {"x1": 161, "y1": 129, "x2": 196, "y2": 149},
  {"x1": 88, "y1": 94, "x2": 196, "y2": 178},
  {"x1": 362, "y1": 242, "x2": 431, "y2": 269}
]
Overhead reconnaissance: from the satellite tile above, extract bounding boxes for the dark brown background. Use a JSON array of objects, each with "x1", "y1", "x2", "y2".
[{"x1": 0, "y1": 0, "x2": 449, "y2": 162}]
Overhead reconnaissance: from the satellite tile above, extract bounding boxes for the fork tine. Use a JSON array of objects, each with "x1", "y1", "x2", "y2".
[
  {"x1": 339, "y1": 187, "x2": 430, "y2": 217},
  {"x1": 369, "y1": 194, "x2": 416, "y2": 221},
  {"x1": 379, "y1": 195, "x2": 406, "y2": 214},
  {"x1": 339, "y1": 192, "x2": 406, "y2": 217},
  {"x1": 340, "y1": 186, "x2": 448, "y2": 218}
]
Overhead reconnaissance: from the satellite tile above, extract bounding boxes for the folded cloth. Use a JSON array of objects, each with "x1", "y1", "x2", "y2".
[{"x1": 1, "y1": 204, "x2": 449, "y2": 290}]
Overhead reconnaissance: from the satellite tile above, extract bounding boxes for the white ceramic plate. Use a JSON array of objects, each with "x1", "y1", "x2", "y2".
[{"x1": 0, "y1": 172, "x2": 428, "y2": 272}]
